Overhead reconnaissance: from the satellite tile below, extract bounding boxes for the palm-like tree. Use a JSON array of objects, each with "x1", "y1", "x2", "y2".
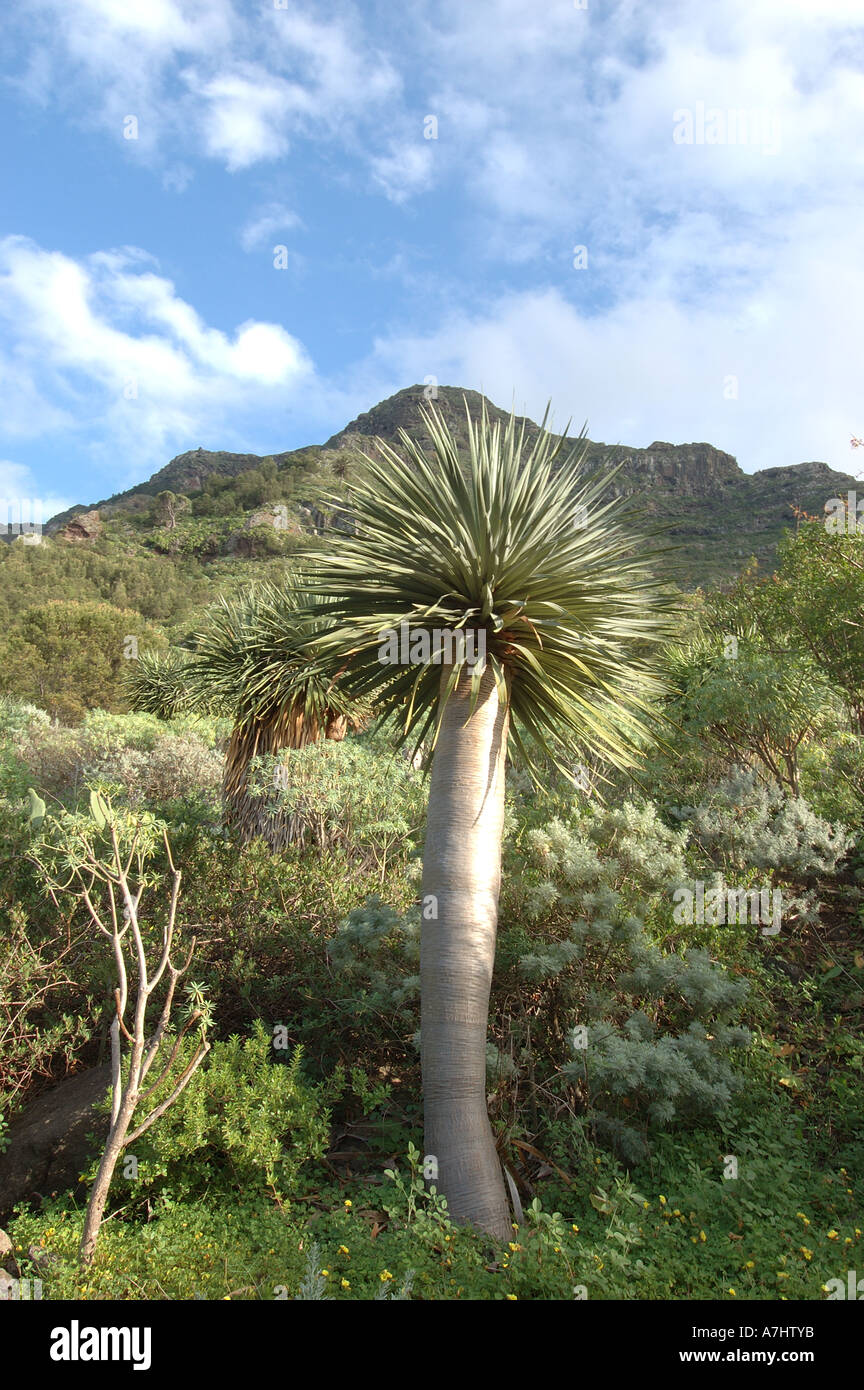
[
  {"x1": 302, "y1": 399, "x2": 673, "y2": 1238},
  {"x1": 122, "y1": 647, "x2": 198, "y2": 719},
  {"x1": 124, "y1": 582, "x2": 360, "y2": 846},
  {"x1": 188, "y1": 579, "x2": 360, "y2": 846}
]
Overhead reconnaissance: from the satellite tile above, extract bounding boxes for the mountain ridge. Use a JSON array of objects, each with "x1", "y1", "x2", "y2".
[{"x1": 43, "y1": 384, "x2": 860, "y2": 587}]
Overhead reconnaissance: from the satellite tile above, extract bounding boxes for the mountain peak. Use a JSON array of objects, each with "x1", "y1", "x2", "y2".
[{"x1": 323, "y1": 383, "x2": 527, "y2": 453}]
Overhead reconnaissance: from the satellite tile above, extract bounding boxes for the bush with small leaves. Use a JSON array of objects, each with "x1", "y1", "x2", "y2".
[
  {"x1": 521, "y1": 800, "x2": 689, "y2": 921},
  {"x1": 5, "y1": 707, "x2": 225, "y2": 808},
  {"x1": 681, "y1": 769, "x2": 853, "y2": 877},
  {"x1": 246, "y1": 738, "x2": 425, "y2": 872},
  {"x1": 508, "y1": 805, "x2": 752, "y2": 1162},
  {"x1": 558, "y1": 901, "x2": 751, "y2": 1161},
  {"x1": 125, "y1": 1021, "x2": 330, "y2": 1202},
  {"x1": 327, "y1": 896, "x2": 420, "y2": 1018}
]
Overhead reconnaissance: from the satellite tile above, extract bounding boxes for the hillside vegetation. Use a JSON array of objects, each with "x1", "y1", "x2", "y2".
[{"x1": 0, "y1": 398, "x2": 861, "y2": 1302}]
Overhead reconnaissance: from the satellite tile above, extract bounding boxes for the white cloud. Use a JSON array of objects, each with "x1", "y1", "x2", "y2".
[
  {"x1": 185, "y1": 68, "x2": 301, "y2": 171},
  {"x1": 61, "y1": 0, "x2": 208, "y2": 49},
  {"x1": 0, "y1": 237, "x2": 315, "y2": 478},
  {"x1": 7, "y1": 0, "x2": 864, "y2": 484},
  {"x1": 225, "y1": 322, "x2": 306, "y2": 384},
  {"x1": 364, "y1": 203, "x2": 864, "y2": 475},
  {"x1": 15, "y1": 0, "x2": 400, "y2": 174},
  {"x1": 266, "y1": 8, "x2": 399, "y2": 116},
  {"x1": 15, "y1": 0, "x2": 236, "y2": 159},
  {"x1": 370, "y1": 142, "x2": 436, "y2": 203},
  {"x1": 336, "y1": 0, "x2": 863, "y2": 476},
  {"x1": 0, "y1": 460, "x2": 75, "y2": 523},
  {"x1": 240, "y1": 205, "x2": 302, "y2": 253},
  {"x1": 416, "y1": 0, "x2": 864, "y2": 249}
]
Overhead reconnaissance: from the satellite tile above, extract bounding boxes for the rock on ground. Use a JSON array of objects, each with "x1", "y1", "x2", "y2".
[{"x1": 0, "y1": 1066, "x2": 111, "y2": 1220}]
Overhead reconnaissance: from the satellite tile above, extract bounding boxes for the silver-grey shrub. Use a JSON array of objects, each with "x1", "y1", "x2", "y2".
[{"x1": 680, "y1": 768, "x2": 853, "y2": 876}]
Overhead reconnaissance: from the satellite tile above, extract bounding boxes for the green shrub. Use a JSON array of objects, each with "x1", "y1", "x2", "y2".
[
  {"x1": 521, "y1": 800, "x2": 689, "y2": 915},
  {"x1": 529, "y1": 891, "x2": 750, "y2": 1162},
  {"x1": 247, "y1": 737, "x2": 426, "y2": 873},
  {"x1": 0, "y1": 901, "x2": 96, "y2": 1114},
  {"x1": 662, "y1": 628, "x2": 835, "y2": 797},
  {"x1": 327, "y1": 896, "x2": 420, "y2": 1018},
  {"x1": 499, "y1": 804, "x2": 753, "y2": 1162},
  {"x1": 0, "y1": 600, "x2": 167, "y2": 723},
  {"x1": 4, "y1": 709, "x2": 225, "y2": 807},
  {"x1": 798, "y1": 733, "x2": 864, "y2": 828},
  {"x1": 123, "y1": 1022, "x2": 330, "y2": 1202}
]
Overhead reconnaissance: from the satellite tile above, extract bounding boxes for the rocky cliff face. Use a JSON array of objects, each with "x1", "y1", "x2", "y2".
[
  {"x1": 612, "y1": 442, "x2": 741, "y2": 495},
  {"x1": 325, "y1": 384, "x2": 495, "y2": 454},
  {"x1": 324, "y1": 388, "x2": 859, "y2": 583}
]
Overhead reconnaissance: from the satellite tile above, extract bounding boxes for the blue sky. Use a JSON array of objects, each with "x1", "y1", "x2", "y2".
[{"x1": 1, "y1": 0, "x2": 863, "y2": 519}]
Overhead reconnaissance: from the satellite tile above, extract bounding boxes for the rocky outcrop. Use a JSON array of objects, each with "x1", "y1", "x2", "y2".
[
  {"x1": 0, "y1": 1066, "x2": 111, "y2": 1219},
  {"x1": 587, "y1": 441, "x2": 742, "y2": 500},
  {"x1": 58, "y1": 509, "x2": 102, "y2": 543},
  {"x1": 244, "y1": 502, "x2": 296, "y2": 533}
]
